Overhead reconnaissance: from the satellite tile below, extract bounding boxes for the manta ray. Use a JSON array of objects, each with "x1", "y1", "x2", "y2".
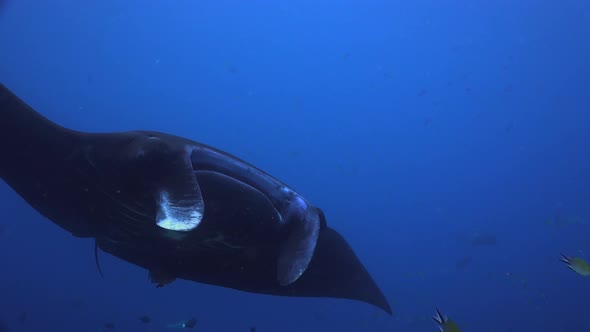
[{"x1": 0, "y1": 83, "x2": 391, "y2": 314}]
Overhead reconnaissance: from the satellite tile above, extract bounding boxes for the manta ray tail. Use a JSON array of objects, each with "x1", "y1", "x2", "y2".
[{"x1": 95, "y1": 240, "x2": 104, "y2": 278}]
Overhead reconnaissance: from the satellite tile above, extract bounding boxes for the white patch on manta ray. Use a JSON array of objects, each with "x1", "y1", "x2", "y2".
[{"x1": 156, "y1": 191, "x2": 203, "y2": 232}]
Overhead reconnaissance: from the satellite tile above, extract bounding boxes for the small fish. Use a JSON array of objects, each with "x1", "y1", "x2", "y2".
[
  {"x1": 227, "y1": 64, "x2": 239, "y2": 74},
  {"x1": 104, "y1": 322, "x2": 115, "y2": 329},
  {"x1": 167, "y1": 318, "x2": 198, "y2": 329},
  {"x1": 183, "y1": 318, "x2": 197, "y2": 328},
  {"x1": 455, "y1": 256, "x2": 472, "y2": 270},
  {"x1": 433, "y1": 308, "x2": 460, "y2": 332},
  {"x1": 17, "y1": 312, "x2": 28, "y2": 324},
  {"x1": 504, "y1": 121, "x2": 514, "y2": 133},
  {"x1": 471, "y1": 233, "x2": 497, "y2": 246},
  {"x1": 69, "y1": 298, "x2": 86, "y2": 309},
  {"x1": 138, "y1": 315, "x2": 151, "y2": 324},
  {"x1": 560, "y1": 254, "x2": 590, "y2": 276}
]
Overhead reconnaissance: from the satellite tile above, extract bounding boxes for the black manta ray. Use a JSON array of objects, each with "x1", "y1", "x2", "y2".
[{"x1": 0, "y1": 83, "x2": 391, "y2": 315}]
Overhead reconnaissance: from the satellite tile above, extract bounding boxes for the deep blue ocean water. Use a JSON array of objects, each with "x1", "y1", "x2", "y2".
[{"x1": 0, "y1": 1, "x2": 589, "y2": 331}]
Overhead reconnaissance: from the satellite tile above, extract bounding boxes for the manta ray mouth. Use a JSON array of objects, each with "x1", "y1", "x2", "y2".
[
  {"x1": 132, "y1": 142, "x2": 205, "y2": 233},
  {"x1": 156, "y1": 190, "x2": 204, "y2": 232}
]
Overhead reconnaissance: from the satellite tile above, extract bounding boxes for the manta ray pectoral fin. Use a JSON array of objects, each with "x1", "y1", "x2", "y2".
[
  {"x1": 277, "y1": 199, "x2": 321, "y2": 286},
  {"x1": 154, "y1": 146, "x2": 204, "y2": 232}
]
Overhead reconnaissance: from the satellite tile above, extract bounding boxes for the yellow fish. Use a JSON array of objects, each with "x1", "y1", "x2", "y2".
[
  {"x1": 560, "y1": 254, "x2": 590, "y2": 276},
  {"x1": 433, "y1": 308, "x2": 460, "y2": 332}
]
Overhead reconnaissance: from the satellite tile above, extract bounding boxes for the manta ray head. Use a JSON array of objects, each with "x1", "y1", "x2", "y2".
[{"x1": 85, "y1": 132, "x2": 205, "y2": 235}]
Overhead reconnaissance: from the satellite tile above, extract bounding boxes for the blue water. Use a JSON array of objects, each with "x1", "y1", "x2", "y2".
[{"x1": 0, "y1": 1, "x2": 589, "y2": 331}]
